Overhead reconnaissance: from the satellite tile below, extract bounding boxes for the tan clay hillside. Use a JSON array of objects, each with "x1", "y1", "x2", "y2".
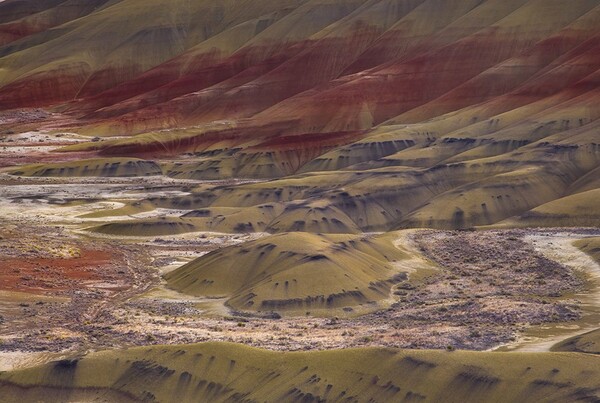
[
  {"x1": 1, "y1": 342, "x2": 599, "y2": 402},
  {"x1": 165, "y1": 232, "x2": 408, "y2": 314},
  {"x1": 90, "y1": 217, "x2": 201, "y2": 237},
  {"x1": 10, "y1": 157, "x2": 162, "y2": 177},
  {"x1": 500, "y1": 189, "x2": 600, "y2": 228},
  {"x1": 77, "y1": 141, "x2": 599, "y2": 233}
]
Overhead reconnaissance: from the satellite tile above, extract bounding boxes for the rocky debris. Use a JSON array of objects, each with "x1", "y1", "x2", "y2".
[{"x1": 124, "y1": 300, "x2": 202, "y2": 317}]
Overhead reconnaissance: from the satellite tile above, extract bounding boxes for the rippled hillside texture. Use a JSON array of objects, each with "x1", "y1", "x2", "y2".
[
  {"x1": 1, "y1": 0, "x2": 599, "y2": 231},
  {"x1": 1, "y1": 1, "x2": 600, "y2": 402}
]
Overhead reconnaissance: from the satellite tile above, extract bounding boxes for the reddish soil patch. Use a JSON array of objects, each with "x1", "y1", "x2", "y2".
[{"x1": 0, "y1": 250, "x2": 114, "y2": 294}]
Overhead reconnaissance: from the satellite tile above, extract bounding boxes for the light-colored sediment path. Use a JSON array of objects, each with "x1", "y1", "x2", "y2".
[
  {"x1": 0, "y1": 351, "x2": 69, "y2": 372},
  {"x1": 496, "y1": 232, "x2": 600, "y2": 352},
  {"x1": 392, "y1": 230, "x2": 437, "y2": 275}
]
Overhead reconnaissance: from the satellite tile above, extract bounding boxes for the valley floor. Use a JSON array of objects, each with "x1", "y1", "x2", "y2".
[{"x1": 0, "y1": 173, "x2": 599, "y2": 372}]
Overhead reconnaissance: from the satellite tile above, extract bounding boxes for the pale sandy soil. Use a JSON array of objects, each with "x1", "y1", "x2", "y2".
[
  {"x1": 0, "y1": 127, "x2": 93, "y2": 167},
  {"x1": 0, "y1": 351, "x2": 69, "y2": 372}
]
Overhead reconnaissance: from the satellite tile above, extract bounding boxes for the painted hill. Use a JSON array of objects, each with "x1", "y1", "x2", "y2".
[
  {"x1": 9, "y1": 157, "x2": 162, "y2": 177},
  {"x1": 1, "y1": 3, "x2": 600, "y2": 400},
  {"x1": 1, "y1": 0, "x2": 599, "y2": 230},
  {"x1": 1, "y1": 342, "x2": 599, "y2": 402},
  {"x1": 165, "y1": 232, "x2": 408, "y2": 315}
]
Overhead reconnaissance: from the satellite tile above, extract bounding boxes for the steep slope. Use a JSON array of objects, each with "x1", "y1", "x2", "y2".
[
  {"x1": 0, "y1": 0, "x2": 310, "y2": 107},
  {"x1": 0, "y1": 0, "x2": 112, "y2": 46},
  {"x1": 1, "y1": 0, "x2": 599, "y2": 230},
  {"x1": 0, "y1": 0, "x2": 67, "y2": 25}
]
